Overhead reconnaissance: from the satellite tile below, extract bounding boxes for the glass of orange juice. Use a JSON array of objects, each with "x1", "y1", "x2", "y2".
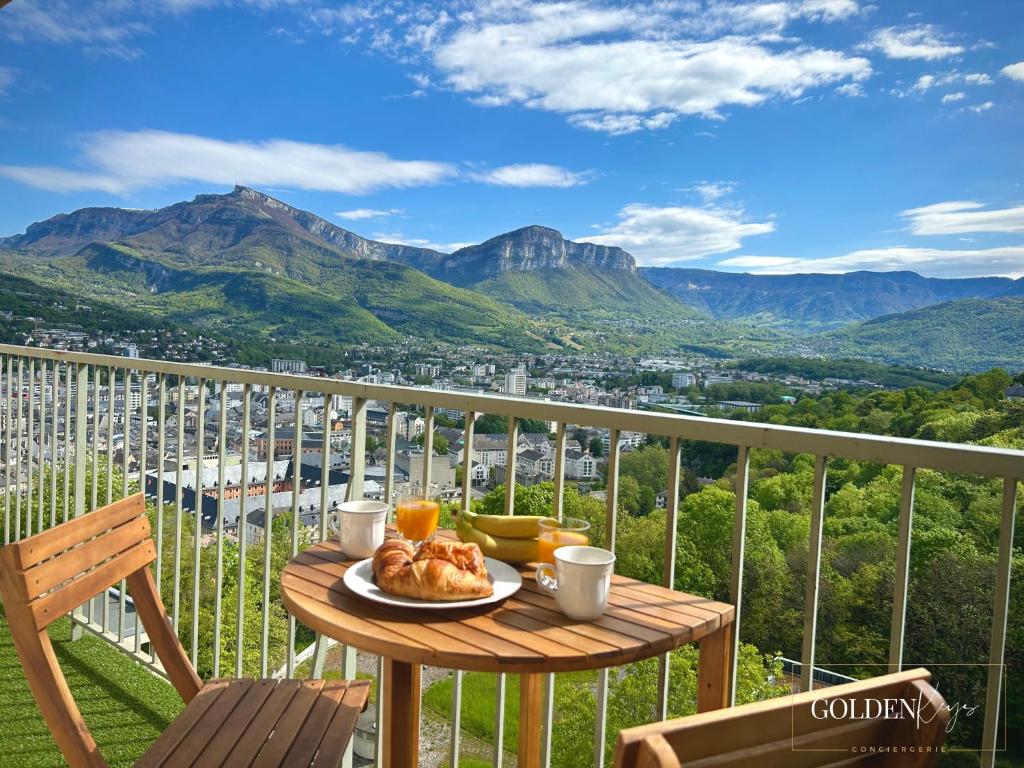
[
  {"x1": 395, "y1": 485, "x2": 441, "y2": 547},
  {"x1": 538, "y1": 517, "x2": 591, "y2": 564}
]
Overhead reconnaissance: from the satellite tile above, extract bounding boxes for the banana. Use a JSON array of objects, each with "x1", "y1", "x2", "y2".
[
  {"x1": 455, "y1": 514, "x2": 539, "y2": 563},
  {"x1": 458, "y1": 508, "x2": 550, "y2": 539}
]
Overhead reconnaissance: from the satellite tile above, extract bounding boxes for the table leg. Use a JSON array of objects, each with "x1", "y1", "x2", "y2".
[
  {"x1": 518, "y1": 672, "x2": 543, "y2": 768},
  {"x1": 382, "y1": 658, "x2": 420, "y2": 768},
  {"x1": 697, "y1": 623, "x2": 732, "y2": 712}
]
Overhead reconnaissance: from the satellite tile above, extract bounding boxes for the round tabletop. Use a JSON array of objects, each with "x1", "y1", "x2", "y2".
[{"x1": 281, "y1": 532, "x2": 735, "y2": 674}]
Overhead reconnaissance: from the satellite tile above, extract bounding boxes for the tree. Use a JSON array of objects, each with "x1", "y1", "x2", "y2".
[
  {"x1": 589, "y1": 436, "x2": 604, "y2": 457},
  {"x1": 551, "y1": 644, "x2": 790, "y2": 767},
  {"x1": 414, "y1": 432, "x2": 449, "y2": 455},
  {"x1": 618, "y1": 475, "x2": 641, "y2": 515},
  {"x1": 474, "y1": 414, "x2": 549, "y2": 435}
]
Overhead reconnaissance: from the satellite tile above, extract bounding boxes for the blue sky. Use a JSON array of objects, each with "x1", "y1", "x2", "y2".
[{"x1": 1, "y1": 0, "x2": 1022, "y2": 277}]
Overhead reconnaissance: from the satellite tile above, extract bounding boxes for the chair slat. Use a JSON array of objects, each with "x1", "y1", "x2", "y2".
[
  {"x1": 615, "y1": 669, "x2": 946, "y2": 768},
  {"x1": 220, "y1": 682, "x2": 305, "y2": 768},
  {"x1": 9, "y1": 495, "x2": 145, "y2": 570},
  {"x1": 134, "y1": 680, "x2": 231, "y2": 768},
  {"x1": 29, "y1": 540, "x2": 155, "y2": 631},
  {"x1": 22, "y1": 516, "x2": 151, "y2": 600},
  {"x1": 250, "y1": 680, "x2": 326, "y2": 768},
  {"x1": 283, "y1": 681, "x2": 353, "y2": 767},
  {"x1": 188, "y1": 680, "x2": 279, "y2": 766},
  {"x1": 310, "y1": 682, "x2": 371, "y2": 768}
]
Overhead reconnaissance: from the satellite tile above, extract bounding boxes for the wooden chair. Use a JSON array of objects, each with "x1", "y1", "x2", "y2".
[
  {"x1": 0, "y1": 493, "x2": 369, "y2": 768},
  {"x1": 614, "y1": 668, "x2": 949, "y2": 768}
]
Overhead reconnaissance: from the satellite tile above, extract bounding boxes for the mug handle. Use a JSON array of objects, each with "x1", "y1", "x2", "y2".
[{"x1": 535, "y1": 563, "x2": 558, "y2": 594}]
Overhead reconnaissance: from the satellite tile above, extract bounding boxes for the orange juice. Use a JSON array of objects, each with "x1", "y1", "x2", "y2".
[
  {"x1": 539, "y1": 529, "x2": 590, "y2": 564},
  {"x1": 396, "y1": 499, "x2": 440, "y2": 543}
]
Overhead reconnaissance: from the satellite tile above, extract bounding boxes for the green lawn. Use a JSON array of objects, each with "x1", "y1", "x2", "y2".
[
  {"x1": 422, "y1": 669, "x2": 596, "y2": 750},
  {"x1": 0, "y1": 604, "x2": 183, "y2": 768}
]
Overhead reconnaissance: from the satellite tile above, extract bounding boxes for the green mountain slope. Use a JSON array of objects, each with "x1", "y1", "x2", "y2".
[
  {"x1": 642, "y1": 267, "x2": 1014, "y2": 331},
  {"x1": 0, "y1": 188, "x2": 560, "y2": 351},
  {"x1": 3, "y1": 241, "x2": 544, "y2": 350},
  {"x1": 822, "y1": 297, "x2": 1024, "y2": 371},
  {"x1": 473, "y1": 265, "x2": 693, "y2": 320}
]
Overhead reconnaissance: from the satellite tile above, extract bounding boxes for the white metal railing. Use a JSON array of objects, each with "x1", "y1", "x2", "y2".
[{"x1": 0, "y1": 343, "x2": 1021, "y2": 768}]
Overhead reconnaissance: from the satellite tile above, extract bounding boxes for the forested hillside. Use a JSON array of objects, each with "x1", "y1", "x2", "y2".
[{"x1": 481, "y1": 369, "x2": 1024, "y2": 764}]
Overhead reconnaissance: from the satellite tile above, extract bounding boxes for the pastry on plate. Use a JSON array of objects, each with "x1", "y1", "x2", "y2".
[{"x1": 372, "y1": 539, "x2": 493, "y2": 601}]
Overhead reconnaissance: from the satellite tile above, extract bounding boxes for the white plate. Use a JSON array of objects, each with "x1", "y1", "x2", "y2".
[{"x1": 342, "y1": 556, "x2": 523, "y2": 610}]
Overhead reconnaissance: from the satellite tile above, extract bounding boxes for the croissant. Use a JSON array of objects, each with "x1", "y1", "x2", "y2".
[{"x1": 372, "y1": 539, "x2": 494, "y2": 601}]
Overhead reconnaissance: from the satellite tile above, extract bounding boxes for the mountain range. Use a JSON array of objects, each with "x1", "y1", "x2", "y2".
[{"x1": 1, "y1": 186, "x2": 1021, "y2": 372}]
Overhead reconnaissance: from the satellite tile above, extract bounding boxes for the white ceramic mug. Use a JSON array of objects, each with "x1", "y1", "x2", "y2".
[
  {"x1": 535, "y1": 545, "x2": 615, "y2": 621},
  {"x1": 328, "y1": 500, "x2": 388, "y2": 559}
]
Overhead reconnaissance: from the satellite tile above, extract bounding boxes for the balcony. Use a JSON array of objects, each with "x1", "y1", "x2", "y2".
[{"x1": 0, "y1": 342, "x2": 1021, "y2": 768}]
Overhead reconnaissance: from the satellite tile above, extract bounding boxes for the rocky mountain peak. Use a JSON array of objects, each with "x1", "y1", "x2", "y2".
[{"x1": 443, "y1": 225, "x2": 636, "y2": 279}]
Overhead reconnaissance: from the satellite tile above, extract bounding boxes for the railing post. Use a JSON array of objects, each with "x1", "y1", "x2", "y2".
[
  {"x1": 504, "y1": 417, "x2": 519, "y2": 515},
  {"x1": 50, "y1": 361, "x2": 59, "y2": 529},
  {"x1": 235, "y1": 383, "x2": 251, "y2": 678},
  {"x1": 311, "y1": 400, "x2": 334, "y2": 679},
  {"x1": 3, "y1": 355, "x2": 11, "y2": 545},
  {"x1": 800, "y1": 454, "x2": 828, "y2": 693},
  {"x1": 604, "y1": 428, "x2": 620, "y2": 552},
  {"x1": 460, "y1": 410, "x2": 476, "y2": 515},
  {"x1": 493, "y1": 671, "x2": 507, "y2": 768},
  {"x1": 70, "y1": 363, "x2": 88, "y2": 640},
  {"x1": 421, "y1": 405, "x2": 434, "y2": 490},
  {"x1": 384, "y1": 403, "x2": 398, "y2": 519},
  {"x1": 191, "y1": 378, "x2": 205, "y2": 667},
  {"x1": 727, "y1": 445, "x2": 750, "y2": 706},
  {"x1": 551, "y1": 422, "x2": 566, "y2": 522},
  {"x1": 91, "y1": 368, "x2": 99, "y2": 513},
  {"x1": 349, "y1": 397, "x2": 366, "y2": 500},
  {"x1": 26, "y1": 357, "x2": 34, "y2": 537},
  {"x1": 258, "y1": 385, "x2": 276, "y2": 678},
  {"x1": 155, "y1": 373, "x2": 166, "y2": 594},
  {"x1": 449, "y1": 669, "x2": 464, "y2": 768},
  {"x1": 73, "y1": 363, "x2": 88, "y2": 520},
  {"x1": 172, "y1": 376, "x2": 185, "y2": 634},
  {"x1": 285, "y1": 390, "x2": 303, "y2": 679},
  {"x1": 136, "y1": 372, "x2": 148, "y2": 656},
  {"x1": 888, "y1": 465, "x2": 916, "y2": 672},
  {"x1": 657, "y1": 436, "x2": 682, "y2": 718},
  {"x1": 106, "y1": 366, "x2": 115, "y2": 506},
  {"x1": 14, "y1": 357, "x2": 22, "y2": 541},
  {"x1": 980, "y1": 478, "x2": 1018, "y2": 767},
  {"x1": 63, "y1": 362, "x2": 72, "y2": 525},
  {"x1": 213, "y1": 382, "x2": 226, "y2": 676}
]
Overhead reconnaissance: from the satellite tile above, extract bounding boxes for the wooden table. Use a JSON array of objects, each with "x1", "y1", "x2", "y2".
[{"x1": 280, "y1": 536, "x2": 735, "y2": 768}]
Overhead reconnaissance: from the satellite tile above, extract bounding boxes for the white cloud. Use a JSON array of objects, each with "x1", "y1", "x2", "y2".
[
  {"x1": 941, "y1": 92, "x2": 966, "y2": 104},
  {"x1": 1000, "y1": 62, "x2": 1024, "y2": 82},
  {"x1": 0, "y1": 0, "x2": 152, "y2": 58},
  {"x1": 335, "y1": 208, "x2": 403, "y2": 221},
  {"x1": 963, "y1": 72, "x2": 993, "y2": 85},
  {"x1": 966, "y1": 101, "x2": 994, "y2": 113},
  {"x1": 0, "y1": 130, "x2": 458, "y2": 194},
  {"x1": 902, "y1": 201, "x2": 1024, "y2": 235},
  {"x1": 891, "y1": 70, "x2": 994, "y2": 98},
  {"x1": 427, "y1": 1, "x2": 871, "y2": 133},
  {"x1": 686, "y1": 181, "x2": 736, "y2": 202},
  {"x1": 835, "y1": 82, "x2": 866, "y2": 97},
  {"x1": 470, "y1": 164, "x2": 592, "y2": 188},
  {"x1": 0, "y1": 66, "x2": 16, "y2": 95},
  {"x1": 863, "y1": 25, "x2": 964, "y2": 60},
  {"x1": 586, "y1": 203, "x2": 775, "y2": 265},
  {"x1": 718, "y1": 246, "x2": 1024, "y2": 278}
]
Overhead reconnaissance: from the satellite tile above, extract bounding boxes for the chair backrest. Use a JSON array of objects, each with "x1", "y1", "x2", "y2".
[
  {"x1": 614, "y1": 668, "x2": 949, "y2": 768},
  {"x1": 0, "y1": 494, "x2": 202, "y2": 768}
]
